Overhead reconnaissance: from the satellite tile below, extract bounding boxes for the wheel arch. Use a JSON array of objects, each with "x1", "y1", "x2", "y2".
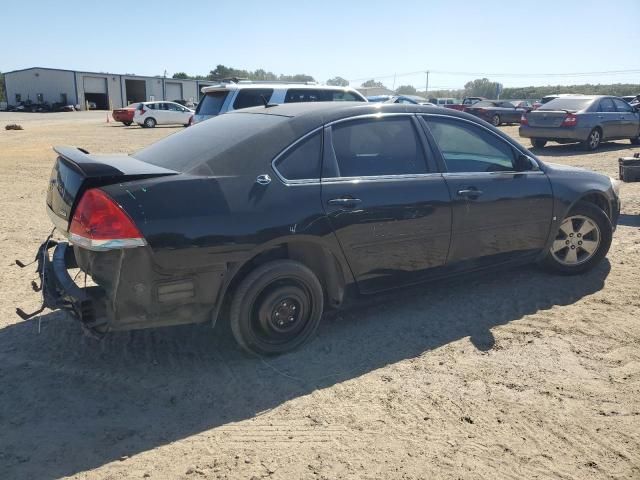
[
  {"x1": 212, "y1": 237, "x2": 353, "y2": 326},
  {"x1": 572, "y1": 191, "x2": 612, "y2": 221}
]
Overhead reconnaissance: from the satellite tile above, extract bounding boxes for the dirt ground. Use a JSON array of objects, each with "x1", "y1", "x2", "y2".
[{"x1": 0, "y1": 111, "x2": 639, "y2": 480}]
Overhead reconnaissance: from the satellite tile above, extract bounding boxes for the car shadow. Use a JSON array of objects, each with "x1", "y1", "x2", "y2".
[
  {"x1": 618, "y1": 214, "x2": 640, "y2": 227},
  {"x1": 529, "y1": 141, "x2": 636, "y2": 157},
  {"x1": 0, "y1": 261, "x2": 610, "y2": 478}
]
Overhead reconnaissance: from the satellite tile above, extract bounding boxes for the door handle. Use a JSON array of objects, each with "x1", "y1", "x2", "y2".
[
  {"x1": 457, "y1": 188, "x2": 483, "y2": 198},
  {"x1": 327, "y1": 197, "x2": 362, "y2": 207}
]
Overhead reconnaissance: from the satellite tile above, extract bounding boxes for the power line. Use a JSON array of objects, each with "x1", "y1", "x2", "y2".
[{"x1": 349, "y1": 68, "x2": 640, "y2": 83}]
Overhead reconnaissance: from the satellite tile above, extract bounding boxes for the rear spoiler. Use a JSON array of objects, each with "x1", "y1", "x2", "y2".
[{"x1": 53, "y1": 146, "x2": 178, "y2": 179}]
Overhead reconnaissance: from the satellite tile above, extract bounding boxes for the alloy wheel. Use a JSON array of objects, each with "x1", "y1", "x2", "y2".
[
  {"x1": 550, "y1": 215, "x2": 601, "y2": 266},
  {"x1": 588, "y1": 130, "x2": 600, "y2": 150}
]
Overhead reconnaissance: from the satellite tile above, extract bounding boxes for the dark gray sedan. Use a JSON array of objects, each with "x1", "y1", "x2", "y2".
[
  {"x1": 520, "y1": 95, "x2": 640, "y2": 150},
  {"x1": 464, "y1": 100, "x2": 532, "y2": 126}
]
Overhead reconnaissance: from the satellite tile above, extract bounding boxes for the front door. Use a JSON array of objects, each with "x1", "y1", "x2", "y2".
[
  {"x1": 321, "y1": 115, "x2": 452, "y2": 292},
  {"x1": 613, "y1": 98, "x2": 640, "y2": 138},
  {"x1": 597, "y1": 98, "x2": 620, "y2": 139},
  {"x1": 421, "y1": 115, "x2": 553, "y2": 265}
]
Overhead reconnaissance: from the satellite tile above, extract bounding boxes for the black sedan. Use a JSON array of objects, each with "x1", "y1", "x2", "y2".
[
  {"x1": 465, "y1": 100, "x2": 532, "y2": 126},
  {"x1": 22, "y1": 102, "x2": 620, "y2": 355}
]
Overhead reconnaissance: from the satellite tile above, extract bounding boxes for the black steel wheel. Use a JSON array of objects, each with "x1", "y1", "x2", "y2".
[
  {"x1": 541, "y1": 201, "x2": 612, "y2": 275},
  {"x1": 531, "y1": 138, "x2": 547, "y2": 149},
  {"x1": 230, "y1": 260, "x2": 324, "y2": 355}
]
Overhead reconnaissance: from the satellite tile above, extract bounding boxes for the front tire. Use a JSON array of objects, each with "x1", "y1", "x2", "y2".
[
  {"x1": 491, "y1": 114, "x2": 501, "y2": 126},
  {"x1": 144, "y1": 117, "x2": 157, "y2": 128},
  {"x1": 229, "y1": 260, "x2": 324, "y2": 355},
  {"x1": 583, "y1": 128, "x2": 601, "y2": 151},
  {"x1": 541, "y1": 202, "x2": 612, "y2": 275},
  {"x1": 531, "y1": 138, "x2": 547, "y2": 149}
]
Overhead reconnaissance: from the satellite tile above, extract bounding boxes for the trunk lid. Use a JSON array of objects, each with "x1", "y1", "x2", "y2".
[
  {"x1": 526, "y1": 110, "x2": 569, "y2": 127},
  {"x1": 47, "y1": 146, "x2": 177, "y2": 232}
]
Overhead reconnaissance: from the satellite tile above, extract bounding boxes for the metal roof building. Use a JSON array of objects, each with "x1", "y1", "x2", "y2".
[{"x1": 3, "y1": 67, "x2": 218, "y2": 110}]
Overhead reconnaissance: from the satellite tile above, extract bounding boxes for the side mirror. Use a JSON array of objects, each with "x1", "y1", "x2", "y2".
[{"x1": 515, "y1": 154, "x2": 538, "y2": 172}]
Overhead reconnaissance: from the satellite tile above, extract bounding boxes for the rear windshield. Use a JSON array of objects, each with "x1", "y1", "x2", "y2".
[
  {"x1": 133, "y1": 112, "x2": 287, "y2": 173},
  {"x1": 538, "y1": 98, "x2": 593, "y2": 112},
  {"x1": 196, "y1": 91, "x2": 228, "y2": 116}
]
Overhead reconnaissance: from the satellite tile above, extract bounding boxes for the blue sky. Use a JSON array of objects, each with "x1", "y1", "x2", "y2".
[{"x1": 2, "y1": 0, "x2": 639, "y2": 90}]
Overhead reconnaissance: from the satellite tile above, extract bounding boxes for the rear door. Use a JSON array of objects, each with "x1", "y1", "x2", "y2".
[
  {"x1": 321, "y1": 114, "x2": 452, "y2": 292},
  {"x1": 597, "y1": 98, "x2": 619, "y2": 138},
  {"x1": 421, "y1": 115, "x2": 553, "y2": 266},
  {"x1": 612, "y1": 98, "x2": 640, "y2": 138}
]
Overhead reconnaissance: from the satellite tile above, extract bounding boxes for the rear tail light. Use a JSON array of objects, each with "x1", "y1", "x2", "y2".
[
  {"x1": 69, "y1": 188, "x2": 146, "y2": 251},
  {"x1": 520, "y1": 114, "x2": 529, "y2": 126},
  {"x1": 140, "y1": 108, "x2": 146, "y2": 115},
  {"x1": 561, "y1": 113, "x2": 578, "y2": 127}
]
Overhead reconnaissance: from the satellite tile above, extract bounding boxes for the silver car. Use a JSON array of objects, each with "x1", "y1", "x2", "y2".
[
  {"x1": 520, "y1": 95, "x2": 640, "y2": 150},
  {"x1": 192, "y1": 81, "x2": 366, "y2": 124}
]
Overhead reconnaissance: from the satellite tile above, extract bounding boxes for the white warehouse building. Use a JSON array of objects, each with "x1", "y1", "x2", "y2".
[{"x1": 3, "y1": 67, "x2": 217, "y2": 110}]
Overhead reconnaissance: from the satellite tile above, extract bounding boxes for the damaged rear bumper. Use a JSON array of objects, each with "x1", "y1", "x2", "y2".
[{"x1": 19, "y1": 240, "x2": 108, "y2": 331}]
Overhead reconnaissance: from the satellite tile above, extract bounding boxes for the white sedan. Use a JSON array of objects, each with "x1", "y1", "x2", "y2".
[{"x1": 133, "y1": 101, "x2": 194, "y2": 128}]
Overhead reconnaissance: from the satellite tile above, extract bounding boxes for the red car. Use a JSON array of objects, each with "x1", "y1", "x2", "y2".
[{"x1": 112, "y1": 103, "x2": 140, "y2": 126}]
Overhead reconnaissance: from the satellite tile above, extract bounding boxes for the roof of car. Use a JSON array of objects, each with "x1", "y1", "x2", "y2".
[
  {"x1": 226, "y1": 101, "x2": 469, "y2": 127},
  {"x1": 201, "y1": 83, "x2": 361, "y2": 93}
]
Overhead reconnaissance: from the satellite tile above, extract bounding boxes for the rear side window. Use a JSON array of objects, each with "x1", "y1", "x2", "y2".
[
  {"x1": 273, "y1": 131, "x2": 322, "y2": 181},
  {"x1": 599, "y1": 98, "x2": 616, "y2": 112},
  {"x1": 233, "y1": 88, "x2": 274, "y2": 110},
  {"x1": 330, "y1": 117, "x2": 427, "y2": 177},
  {"x1": 284, "y1": 89, "x2": 363, "y2": 103},
  {"x1": 424, "y1": 117, "x2": 516, "y2": 173},
  {"x1": 196, "y1": 91, "x2": 228, "y2": 115}
]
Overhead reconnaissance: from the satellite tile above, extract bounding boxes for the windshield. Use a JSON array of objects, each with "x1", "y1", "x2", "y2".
[
  {"x1": 134, "y1": 112, "x2": 287, "y2": 173},
  {"x1": 195, "y1": 91, "x2": 228, "y2": 116},
  {"x1": 538, "y1": 98, "x2": 594, "y2": 112}
]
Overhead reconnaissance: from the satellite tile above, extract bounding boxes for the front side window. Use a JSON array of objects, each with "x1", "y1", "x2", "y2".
[
  {"x1": 330, "y1": 117, "x2": 427, "y2": 177},
  {"x1": 613, "y1": 98, "x2": 633, "y2": 113},
  {"x1": 273, "y1": 131, "x2": 322, "y2": 181},
  {"x1": 424, "y1": 117, "x2": 516, "y2": 173},
  {"x1": 233, "y1": 88, "x2": 274, "y2": 110}
]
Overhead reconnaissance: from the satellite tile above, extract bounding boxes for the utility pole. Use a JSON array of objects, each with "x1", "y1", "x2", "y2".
[{"x1": 425, "y1": 70, "x2": 430, "y2": 97}]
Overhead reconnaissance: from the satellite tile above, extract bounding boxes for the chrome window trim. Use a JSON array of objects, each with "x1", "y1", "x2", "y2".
[
  {"x1": 321, "y1": 173, "x2": 444, "y2": 184},
  {"x1": 270, "y1": 126, "x2": 324, "y2": 185},
  {"x1": 325, "y1": 111, "x2": 415, "y2": 127},
  {"x1": 419, "y1": 113, "x2": 543, "y2": 172},
  {"x1": 441, "y1": 170, "x2": 545, "y2": 177}
]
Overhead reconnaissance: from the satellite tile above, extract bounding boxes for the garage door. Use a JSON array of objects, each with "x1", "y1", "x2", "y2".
[
  {"x1": 165, "y1": 82, "x2": 183, "y2": 101},
  {"x1": 83, "y1": 76, "x2": 107, "y2": 93}
]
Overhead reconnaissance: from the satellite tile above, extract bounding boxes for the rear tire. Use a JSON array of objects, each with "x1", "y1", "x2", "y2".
[
  {"x1": 541, "y1": 201, "x2": 612, "y2": 275},
  {"x1": 491, "y1": 114, "x2": 501, "y2": 126},
  {"x1": 582, "y1": 128, "x2": 601, "y2": 151},
  {"x1": 630, "y1": 136, "x2": 640, "y2": 145},
  {"x1": 144, "y1": 117, "x2": 156, "y2": 128},
  {"x1": 123, "y1": 121, "x2": 132, "y2": 126},
  {"x1": 531, "y1": 138, "x2": 547, "y2": 149},
  {"x1": 229, "y1": 260, "x2": 324, "y2": 355}
]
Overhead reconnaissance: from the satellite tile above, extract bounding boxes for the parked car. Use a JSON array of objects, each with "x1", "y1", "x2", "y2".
[
  {"x1": 520, "y1": 95, "x2": 640, "y2": 150},
  {"x1": 112, "y1": 103, "x2": 140, "y2": 126},
  {"x1": 367, "y1": 95, "x2": 433, "y2": 105},
  {"x1": 133, "y1": 101, "x2": 194, "y2": 128},
  {"x1": 23, "y1": 102, "x2": 621, "y2": 355},
  {"x1": 464, "y1": 100, "x2": 531, "y2": 126},
  {"x1": 193, "y1": 81, "x2": 366, "y2": 124},
  {"x1": 445, "y1": 97, "x2": 485, "y2": 111},
  {"x1": 511, "y1": 100, "x2": 533, "y2": 110},
  {"x1": 533, "y1": 93, "x2": 584, "y2": 110},
  {"x1": 428, "y1": 97, "x2": 458, "y2": 106}
]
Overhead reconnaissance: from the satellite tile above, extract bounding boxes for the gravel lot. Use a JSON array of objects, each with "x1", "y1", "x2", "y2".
[{"x1": 1, "y1": 111, "x2": 639, "y2": 480}]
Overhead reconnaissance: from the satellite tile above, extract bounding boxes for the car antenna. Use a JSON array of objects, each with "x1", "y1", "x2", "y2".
[{"x1": 261, "y1": 95, "x2": 278, "y2": 108}]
